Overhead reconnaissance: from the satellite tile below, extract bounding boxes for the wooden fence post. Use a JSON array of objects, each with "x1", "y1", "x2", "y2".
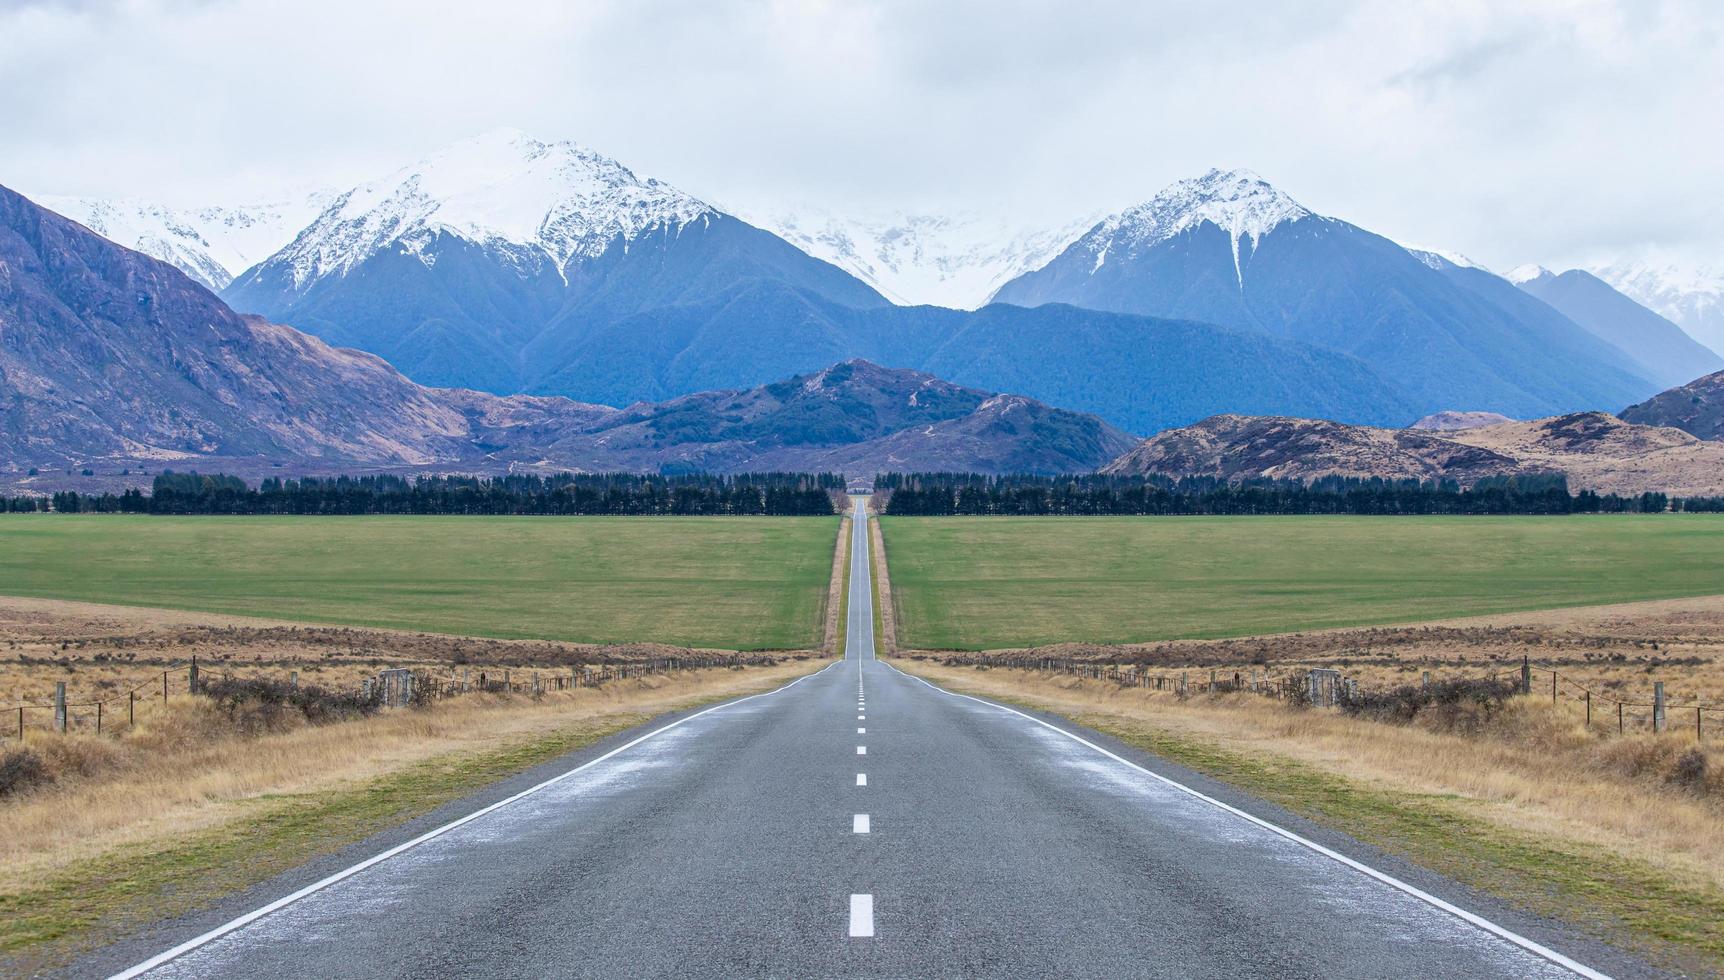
[
  {"x1": 189, "y1": 655, "x2": 200, "y2": 695},
  {"x1": 163, "y1": 671, "x2": 169, "y2": 701},
  {"x1": 1618, "y1": 701, "x2": 1624, "y2": 734},
  {"x1": 130, "y1": 691, "x2": 136, "y2": 728},
  {"x1": 96, "y1": 701, "x2": 102, "y2": 734},
  {"x1": 1521, "y1": 656, "x2": 1531, "y2": 696},
  {"x1": 1654, "y1": 682, "x2": 1666, "y2": 733},
  {"x1": 19, "y1": 705, "x2": 25, "y2": 740},
  {"x1": 54, "y1": 682, "x2": 67, "y2": 733},
  {"x1": 1551, "y1": 671, "x2": 1557, "y2": 704},
  {"x1": 290, "y1": 671, "x2": 299, "y2": 691},
  {"x1": 1584, "y1": 690, "x2": 1590, "y2": 728}
]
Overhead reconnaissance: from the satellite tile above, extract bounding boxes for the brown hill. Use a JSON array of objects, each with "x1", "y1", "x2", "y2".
[
  {"x1": 1447, "y1": 413, "x2": 1724, "y2": 497},
  {"x1": 1620, "y1": 370, "x2": 1724, "y2": 441},
  {"x1": 1101, "y1": 412, "x2": 1724, "y2": 497},
  {"x1": 1099, "y1": 415, "x2": 1522, "y2": 484}
]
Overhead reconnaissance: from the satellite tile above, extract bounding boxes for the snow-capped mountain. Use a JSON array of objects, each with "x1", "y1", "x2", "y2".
[
  {"x1": 1590, "y1": 257, "x2": 1724, "y2": 358},
  {"x1": 1074, "y1": 169, "x2": 1316, "y2": 287},
  {"x1": 34, "y1": 192, "x2": 330, "y2": 291},
  {"x1": 260, "y1": 128, "x2": 716, "y2": 292},
  {"x1": 992, "y1": 168, "x2": 1659, "y2": 418},
  {"x1": 221, "y1": 129, "x2": 888, "y2": 399},
  {"x1": 735, "y1": 206, "x2": 1098, "y2": 309}
]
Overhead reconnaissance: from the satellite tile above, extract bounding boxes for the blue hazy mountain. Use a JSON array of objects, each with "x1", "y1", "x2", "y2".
[{"x1": 1507, "y1": 265, "x2": 1723, "y2": 388}]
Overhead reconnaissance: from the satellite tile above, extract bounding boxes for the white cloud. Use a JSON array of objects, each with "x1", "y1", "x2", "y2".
[{"x1": 0, "y1": 0, "x2": 1718, "y2": 271}]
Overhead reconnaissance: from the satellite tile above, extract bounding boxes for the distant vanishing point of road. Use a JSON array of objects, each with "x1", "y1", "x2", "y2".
[{"x1": 90, "y1": 498, "x2": 1640, "y2": 979}]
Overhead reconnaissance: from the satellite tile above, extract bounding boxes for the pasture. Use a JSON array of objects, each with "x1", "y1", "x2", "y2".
[
  {"x1": 0, "y1": 516, "x2": 838, "y2": 649},
  {"x1": 879, "y1": 514, "x2": 1724, "y2": 649}
]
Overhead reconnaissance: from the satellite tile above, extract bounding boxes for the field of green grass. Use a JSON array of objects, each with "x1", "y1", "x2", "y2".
[
  {"x1": 0, "y1": 516, "x2": 839, "y2": 649},
  {"x1": 880, "y1": 514, "x2": 1724, "y2": 649}
]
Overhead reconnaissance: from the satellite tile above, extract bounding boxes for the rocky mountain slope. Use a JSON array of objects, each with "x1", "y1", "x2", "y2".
[
  {"x1": 1619, "y1": 370, "x2": 1724, "y2": 441},
  {"x1": 1101, "y1": 411, "x2": 1724, "y2": 497},
  {"x1": 993, "y1": 169, "x2": 1659, "y2": 418},
  {"x1": 1509, "y1": 266, "x2": 1721, "y2": 387}
]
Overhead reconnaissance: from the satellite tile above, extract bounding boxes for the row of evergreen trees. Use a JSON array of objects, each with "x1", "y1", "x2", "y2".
[
  {"x1": 19, "y1": 471, "x2": 842, "y2": 516},
  {"x1": 878, "y1": 473, "x2": 1681, "y2": 516}
]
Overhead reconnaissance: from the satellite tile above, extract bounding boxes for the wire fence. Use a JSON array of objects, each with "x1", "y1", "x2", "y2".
[
  {"x1": 1, "y1": 653, "x2": 785, "y2": 742},
  {"x1": 936, "y1": 653, "x2": 1722, "y2": 739}
]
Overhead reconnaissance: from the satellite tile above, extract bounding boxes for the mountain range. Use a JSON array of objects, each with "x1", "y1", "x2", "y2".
[
  {"x1": 20, "y1": 132, "x2": 1723, "y2": 445},
  {"x1": 0, "y1": 183, "x2": 1133, "y2": 479}
]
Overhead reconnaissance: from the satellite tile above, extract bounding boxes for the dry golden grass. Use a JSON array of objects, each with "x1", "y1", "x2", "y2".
[
  {"x1": 0, "y1": 595, "x2": 777, "y2": 735},
  {"x1": 0, "y1": 658, "x2": 824, "y2": 897}
]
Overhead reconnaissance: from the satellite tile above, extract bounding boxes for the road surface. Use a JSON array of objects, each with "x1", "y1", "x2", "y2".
[{"x1": 94, "y1": 497, "x2": 1637, "y2": 978}]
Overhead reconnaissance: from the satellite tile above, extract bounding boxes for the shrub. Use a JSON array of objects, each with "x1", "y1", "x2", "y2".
[
  {"x1": 199, "y1": 676, "x2": 380, "y2": 735},
  {"x1": 1339, "y1": 677, "x2": 1518, "y2": 734},
  {"x1": 0, "y1": 748, "x2": 52, "y2": 797},
  {"x1": 1671, "y1": 747, "x2": 1708, "y2": 789}
]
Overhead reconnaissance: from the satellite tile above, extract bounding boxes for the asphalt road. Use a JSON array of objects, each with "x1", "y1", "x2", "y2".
[{"x1": 94, "y1": 497, "x2": 1644, "y2": 979}]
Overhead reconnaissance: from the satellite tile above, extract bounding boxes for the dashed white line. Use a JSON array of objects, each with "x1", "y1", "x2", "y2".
[
  {"x1": 856, "y1": 773, "x2": 867, "y2": 786},
  {"x1": 849, "y1": 894, "x2": 874, "y2": 937},
  {"x1": 857, "y1": 727, "x2": 866, "y2": 734},
  {"x1": 857, "y1": 745, "x2": 866, "y2": 755},
  {"x1": 853, "y1": 813, "x2": 871, "y2": 834}
]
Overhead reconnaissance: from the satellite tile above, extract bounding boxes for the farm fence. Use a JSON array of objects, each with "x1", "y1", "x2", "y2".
[
  {"x1": 1, "y1": 653, "x2": 783, "y2": 742},
  {"x1": 933, "y1": 653, "x2": 1724, "y2": 739}
]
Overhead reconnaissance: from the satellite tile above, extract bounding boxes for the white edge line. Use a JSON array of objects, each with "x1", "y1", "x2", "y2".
[
  {"x1": 882, "y1": 662, "x2": 1609, "y2": 980},
  {"x1": 109, "y1": 660, "x2": 844, "y2": 980}
]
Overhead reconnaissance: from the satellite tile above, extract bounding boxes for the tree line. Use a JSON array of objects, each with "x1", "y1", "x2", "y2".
[
  {"x1": 877, "y1": 473, "x2": 1683, "y2": 516},
  {"x1": 11, "y1": 471, "x2": 842, "y2": 516}
]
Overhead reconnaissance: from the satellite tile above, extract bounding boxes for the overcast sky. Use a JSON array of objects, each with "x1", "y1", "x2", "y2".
[{"x1": 1, "y1": 0, "x2": 1718, "y2": 270}]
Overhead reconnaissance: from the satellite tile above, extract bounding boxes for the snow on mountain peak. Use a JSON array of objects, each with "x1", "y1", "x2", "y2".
[
  {"x1": 1401, "y1": 243, "x2": 1488, "y2": 273},
  {"x1": 275, "y1": 129, "x2": 716, "y2": 287},
  {"x1": 1506, "y1": 263, "x2": 1553, "y2": 284},
  {"x1": 35, "y1": 191, "x2": 333, "y2": 291},
  {"x1": 1086, "y1": 168, "x2": 1313, "y2": 285}
]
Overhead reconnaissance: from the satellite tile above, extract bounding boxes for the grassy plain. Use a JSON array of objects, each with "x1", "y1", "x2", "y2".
[
  {"x1": 0, "y1": 516, "x2": 838, "y2": 649},
  {"x1": 880, "y1": 514, "x2": 1724, "y2": 649}
]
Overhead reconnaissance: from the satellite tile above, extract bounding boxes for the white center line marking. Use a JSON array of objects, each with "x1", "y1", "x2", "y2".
[
  {"x1": 856, "y1": 773, "x2": 867, "y2": 786},
  {"x1": 853, "y1": 813, "x2": 870, "y2": 833},
  {"x1": 857, "y1": 727, "x2": 866, "y2": 733},
  {"x1": 857, "y1": 745, "x2": 866, "y2": 755},
  {"x1": 849, "y1": 894, "x2": 874, "y2": 938},
  {"x1": 858, "y1": 715, "x2": 865, "y2": 720}
]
